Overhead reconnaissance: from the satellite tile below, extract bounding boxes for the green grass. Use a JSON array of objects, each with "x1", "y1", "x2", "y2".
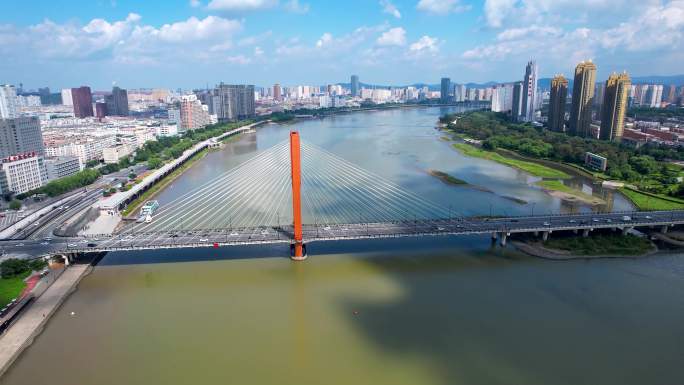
[
  {"x1": 619, "y1": 187, "x2": 684, "y2": 211},
  {"x1": 453, "y1": 143, "x2": 570, "y2": 179},
  {"x1": 544, "y1": 234, "x2": 653, "y2": 256},
  {"x1": 0, "y1": 271, "x2": 29, "y2": 308},
  {"x1": 536, "y1": 180, "x2": 602, "y2": 203}
]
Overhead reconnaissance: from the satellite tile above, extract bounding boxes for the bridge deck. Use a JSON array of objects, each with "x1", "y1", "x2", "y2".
[{"x1": 61, "y1": 210, "x2": 684, "y2": 253}]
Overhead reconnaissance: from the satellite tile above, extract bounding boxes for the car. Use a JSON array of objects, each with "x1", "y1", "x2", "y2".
[
  {"x1": 229, "y1": 232, "x2": 239, "y2": 237},
  {"x1": 606, "y1": 219, "x2": 612, "y2": 223},
  {"x1": 341, "y1": 227, "x2": 349, "y2": 232},
  {"x1": 40, "y1": 242, "x2": 49, "y2": 245},
  {"x1": 92, "y1": 238, "x2": 99, "y2": 241},
  {"x1": 543, "y1": 222, "x2": 550, "y2": 226},
  {"x1": 80, "y1": 239, "x2": 88, "y2": 243},
  {"x1": 645, "y1": 215, "x2": 652, "y2": 220},
  {"x1": 261, "y1": 230, "x2": 269, "y2": 235},
  {"x1": 44, "y1": 237, "x2": 52, "y2": 241},
  {"x1": 592, "y1": 218, "x2": 599, "y2": 223},
  {"x1": 199, "y1": 238, "x2": 209, "y2": 242},
  {"x1": 622, "y1": 216, "x2": 632, "y2": 221},
  {"x1": 568, "y1": 219, "x2": 577, "y2": 223},
  {"x1": 68, "y1": 243, "x2": 77, "y2": 247},
  {"x1": 511, "y1": 219, "x2": 519, "y2": 223},
  {"x1": 171, "y1": 234, "x2": 178, "y2": 238},
  {"x1": 17, "y1": 243, "x2": 24, "y2": 247},
  {"x1": 323, "y1": 226, "x2": 331, "y2": 231},
  {"x1": 87, "y1": 243, "x2": 97, "y2": 247},
  {"x1": 40, "y1": 270, "x2": 49, "y2": 277},
  {"x1": 437, "y1": 227, "x2": 445, "y2": 231}
]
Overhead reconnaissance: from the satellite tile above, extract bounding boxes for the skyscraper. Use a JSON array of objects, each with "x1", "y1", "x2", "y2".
[
  {"x1": 511, "y1": 82, "x2": 523, "y2": 121},
  {"x1": 61, "y1": 89, "x2": 73, "y2": 106},
  {"x1": 548, "y1": 75, "x2": 568, "y2": 132},
  {"x1": 521, "y1": 60, "x2": 538, "y2": 122},
  {"x1": 351, "y1": 75, "x2": 359, "y2": 97},
  {"x1": 214, "y1": 84, "x2": 255, "y2": 123},
  {"x1": 440, "y1": 78, "x2": 451, "y2": 104},
  {"x1": 0, "y1": 116, "x2": 45, "y2": 157},
  {"x1": 105, "y1": 86, "x2": 129, "y2": 116},
  {"x1": 71, "y1": 86, "x2": 94, "y2": 118},
  {"x1": 568, "y1": 60, "x2": 596, "y2": 137},
  {"x1": 600, "y1": 72, "x2": 631, "y2": 141},
  {"x1": 273, "y1": 84, "x2": 282, "y2": 101},
  {"x1": 0, "y1": 85, "x2": 18, "y2": 119}
]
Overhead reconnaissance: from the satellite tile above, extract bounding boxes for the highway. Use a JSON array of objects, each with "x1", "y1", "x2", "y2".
[
  {"x1": 29, "y1": 209, "x2": 684, "y2": 254},
  {"x1": 0, "y1": 209, "x2": 682, "y2": 258}
]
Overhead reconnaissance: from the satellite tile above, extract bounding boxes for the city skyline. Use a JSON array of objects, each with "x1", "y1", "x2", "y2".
[{"x1": 2, "y1": 0, "x2": 684, "y2": 89}]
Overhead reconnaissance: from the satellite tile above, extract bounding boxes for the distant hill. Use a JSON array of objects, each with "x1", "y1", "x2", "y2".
[{"x1": 333, "y1": 74, "x2": 684, "y2": 92}]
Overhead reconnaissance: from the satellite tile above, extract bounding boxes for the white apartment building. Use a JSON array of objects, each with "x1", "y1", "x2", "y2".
[
  {"x1": 156, "y1": 124, "x2": 179, "y2": 137},
  {"x1": 0, "y1": 154, "x2": 46, "y2": 194},
  {"x1": 0, "y1": 85, "x2": 18, "y2": 119},
  {"x1": 45, "y1": 136, "x2": 116, "y2": 165},
  {"x1": 44, "y1": 156, "x2": 82, "y2": 181},
  {"x1": 103, "y1": 144, "x2": 135, "y2": 164},
  {"x1": 61, "y1": 89, "x2": 73, "y2": 106}
]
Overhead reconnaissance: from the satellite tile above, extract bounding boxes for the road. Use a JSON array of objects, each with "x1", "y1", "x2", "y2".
[{"x1": 1, "y1": 209, "x2": 682, "y2": 258}]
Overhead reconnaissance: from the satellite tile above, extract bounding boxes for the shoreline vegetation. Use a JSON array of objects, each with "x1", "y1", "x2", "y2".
[
  {"x1": 451, "y1": 143, "x2": 571, "y2": 179},
  {"x1": 427, "y1": 170, "x2": 467, "y2": 185},
  {"x1": 513, "y1": 233, "x2": 656, "y2": 260},
  {"x1": 441, "y1": 111, "x2": 684, "y2": 210}
]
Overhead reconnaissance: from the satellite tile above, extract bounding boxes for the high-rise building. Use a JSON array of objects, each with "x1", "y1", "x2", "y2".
[
  {"x1": 61, "y1": 89, "x2": 73, "y2": 106},
  {"x1": 178, "y1": 95, "x2": 211, "y2": 132},
  {"x1": 0, "y1": 85, "x2": 18, "y2": 119},
  {"x1": 548, "y1": 75, "x2": 568, "y2": 132},
  {"x1": 511, "y1": 82, "x2": 523, "y2": 121},
  {"x1": 273, "y1": 84, "x2": 282, "y2": 101},
  {"x1": 600, "y1": 72, "x2": 631, "y2": 141},
  {"x1": 214, "y1": 84, "x2": 255, "y2": 123},
  {"x1": 95, "y1": 102, "x2": 107, "y2": 119},
  {"x1": 440, "y1": 78, "x2": 451, "y2": 104},
  {"x1": 491, "y1": 84, "x2": 514, "y2": 113},
  {"x1": 521, "y1": 60, "x2": 538, "y2": 122},
  {"x1": 664, "y1": 84, "x2": 678, "y2": 104},
  {"x1": 455, "y1": 84, "x2": 466, "y2": 102},
  {"x1": 0, "y1": 116, "x2": 45, "y2": 157},
  {"x1": 105, "y1": 86, "x2": 129, "y2": 116},
  {"x1": 568, "y1": 60, "x2": 596, "y2": 137},
  {"x1": 71, "y1": 86, "x2": 94, "y2": 118},
  {"x1": 351, "y1": 75, "x2": 359, "y2": 97},
  {"x1": 594, "y1": 83, "x2": 605, "y2": 114}
]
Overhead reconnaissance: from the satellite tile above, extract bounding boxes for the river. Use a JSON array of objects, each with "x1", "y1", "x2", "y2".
[{"x1": 2, "y1": 106, "x2": 683, "y2": 385}]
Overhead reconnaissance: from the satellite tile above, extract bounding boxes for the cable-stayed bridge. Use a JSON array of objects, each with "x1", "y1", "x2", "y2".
[{"x1": 64, "y1": 132, "x2": 684, "y2": 259}]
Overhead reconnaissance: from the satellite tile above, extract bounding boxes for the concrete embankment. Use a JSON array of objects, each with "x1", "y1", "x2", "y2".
[{"x1": 0, "y1": 264, "x2": 91, "y2": 378}]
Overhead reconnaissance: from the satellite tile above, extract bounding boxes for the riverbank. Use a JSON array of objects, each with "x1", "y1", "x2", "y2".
[
  {"x1": 451, "y1": 143, "x2": 570, "y2": 179},
  {"x1": 121, "y1": 148, "x2": 211, "y2": 218},
  {"x1": 512, "y1": 233, "x2": 658, "y2": 260},
  {"x1": 0, "y1": 264, "x2": 91, "y2": 378},
  {"x1": 536, "y1": 180, "x2": 606, "y2": 205},
  {"x1": 619, "y1": 187, "x2": 684, "y2": 211}
]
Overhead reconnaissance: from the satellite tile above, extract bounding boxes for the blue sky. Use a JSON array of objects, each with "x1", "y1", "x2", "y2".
[{"x1": 1, "y1": 0, "x2": 683, "y2": 90}]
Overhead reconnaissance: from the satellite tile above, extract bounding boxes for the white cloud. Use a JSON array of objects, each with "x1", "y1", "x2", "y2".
[
  {"x1": 376, "y1": 27, "x2": 406, "y2": 46},
  {"x1": 254, "y1": 46, "x2": 264, "y2": 56},
  {"x1": 409, "y1": 35, "x2": 439, "y2": 53},
  {"x1": 483, "y1": 0, "x2": 516, "y2": 28},
  {"x1": 189, "y1": 0, "x2": 201, "y2": 7},
  {"x1": 316, "y1": 32, "x2": 333, "y2": 48},
  {"x1": 380, "y1": 0, "x2": 401, "y2": 18},
  {"x1": 284, "y1": 0, "x2": 309, "y2": 13},
  {"x1": 207, "y1": 0, "x2": 278, "y2": 11},
  {"x1": 416, "y1": 0, "x2": 470, "y2": 14},
  {"x1": 156, "y1": 16, "x2": 241, "y2": 42}
]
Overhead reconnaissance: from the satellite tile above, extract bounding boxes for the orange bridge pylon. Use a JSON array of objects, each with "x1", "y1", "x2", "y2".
[{"x1": 290, "y1": 131, "x2": 306, "y2": 260}]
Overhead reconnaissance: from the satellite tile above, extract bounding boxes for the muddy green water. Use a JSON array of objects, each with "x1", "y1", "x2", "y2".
[{"x1": 2, "y1": 107, "x2": 683, "y2": 385}]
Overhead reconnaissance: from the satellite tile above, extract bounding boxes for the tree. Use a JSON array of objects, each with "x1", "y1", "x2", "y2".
[
  {"x1": 0, "y1": 258, "x2": 29, "y2": 278},
  {"x1": 9, "y1": 199, "x2": 21, "y2": 210},
  {"x1": 147, "y1": 157, "x2": 162, "y2": 169}
]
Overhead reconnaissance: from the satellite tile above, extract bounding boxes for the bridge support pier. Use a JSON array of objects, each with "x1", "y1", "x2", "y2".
[
  {"x1": 661, "y1": 225, "x2": 669, "y2": 234},
  {"x1": 622, "y1": 227, "x2": 633, "y2": 235},
  {"x1": 542, "y1": 231, "x2": 549, "y2": 241},
  {"x1": 498, "y1": 232, "x2": 508, "y2": 247},
  {"x1": 582, "y1": 228, "x2": 590, "y2": 237}
]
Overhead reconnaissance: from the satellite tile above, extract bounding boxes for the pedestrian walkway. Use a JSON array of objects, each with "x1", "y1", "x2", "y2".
[{"x1": 0, "y1": 264, "x2": 90, "y2": 377}]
